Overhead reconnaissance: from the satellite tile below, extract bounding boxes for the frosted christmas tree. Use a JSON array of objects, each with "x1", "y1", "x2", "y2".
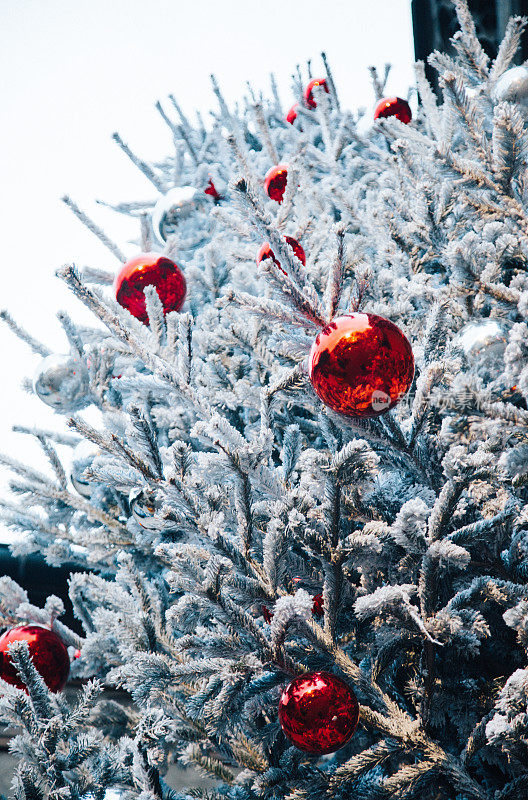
[{"x1": 1, "y1": 1, "x2": 528, "y2": 797}]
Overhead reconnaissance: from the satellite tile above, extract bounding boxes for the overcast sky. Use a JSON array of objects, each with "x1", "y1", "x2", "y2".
[{"x1": 0, "y1": 0, "x2": 414, "y2": 541}]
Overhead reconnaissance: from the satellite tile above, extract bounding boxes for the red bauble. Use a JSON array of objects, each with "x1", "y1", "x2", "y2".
[
  {"x1": 309, "y1": 313, "x2": 414, "y2": 418},
  {"x1": 312, "y1": 594, "x2": 324, "y2": 618},
  {"x1": 304, "y1": 78, "x2": 329, "y2": 109},
  {"x1": 257, "y1": 237, "x2": 306, "y2": 273},
  {"x1": 279, "y1": 671, "x2": 359, "y2": 754},
  {"x1": 0, "y1": 625, "x2": 70, "y2": 693},
  {"x1": 286, "y1": 103, "x2": 299, "y2": 124},
  {"x1": 264, "y1": 165, "x2": 288, "y2": 203},
  {"x1": 114, "y1": 253, "x2": 186, "y2": 325},
  {"x1": 204, "y1": 178, "x2": 222, "y2": 201},
  {"x1": 374, "y1": 96, "x2": 412, "y2": 124}
]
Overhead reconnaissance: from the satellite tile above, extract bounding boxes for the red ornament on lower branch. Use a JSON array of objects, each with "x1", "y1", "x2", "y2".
[
  {"x1": 264, "y1": 165, "x2": 288, "y2": 203},
  {"x1": 286, "y1": 103, "x2": 299, "y2": 125},
  {"x1": 279, "y1": 671, "x2": 359, "y2": 754},
  {"x1": 0, "y1": 625, "x2": 70, "y2": 693},
  {"x1": 311, "y1": 593, "x2": 324, "y2": 618},
  {"x1": 374, "y1": 96, "x2": 412, "y2": 124},
  {"x1": 304, "y1": 78, "x2": 329, "y2": 109},
  {"x1": 204, "y1": 178, "x2": 222, "y2": 201},
  {"x1": 114, "y1": 253, "x2": 186, "y2": 325},
  {"x1": 309, "y1": 312, "x2": 414, "y2": 418},
  {"x1": 257, "y1": 237, "x2": 306, "y2": 273}
]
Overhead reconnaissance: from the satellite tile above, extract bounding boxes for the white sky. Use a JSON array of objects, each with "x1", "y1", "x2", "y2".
[{"x1": 0, "y1": 0, "x2": 414, "y2": 541}]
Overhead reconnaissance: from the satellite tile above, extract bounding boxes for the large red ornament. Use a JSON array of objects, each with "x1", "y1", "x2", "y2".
[
  {"x1": 257, "y1": 237, "x2": 306, "y2": 273},
  {"x1": 286, "y1": 103, "x2": 299, "y2": 125},
  {"x1": 114, "y1": 253, "x2": 186, "y2": 325},
  {"x1": 264, "y1": 165, "x2": 288, "y2": 203},
  {"x1": 374, "y1": 97, "x2": 412, "y2": 124},
  {"x1": 309, "y1": 313, "x2": 414, "y2": 418},
  {"x1": 0, "y1": 625, "x2": 70, "y2": 693},
  {"x1": 279, "y1": 671, "x2": 359, "y2": 754},
  {"x1": 304, "y1": 78, "x2": 329, "y2": 109}
]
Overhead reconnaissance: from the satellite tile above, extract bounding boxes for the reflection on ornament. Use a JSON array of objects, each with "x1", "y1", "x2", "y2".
[
  {"x1": 70, "y1": 440, "x2": 99, "y2": 498},
  {"x1": 309, "y1": 313, "x2": 414, "y2": 418},
  {"x1": 0, "y1": 624, "x2": 70, "y2": 693},
  {"x1": 257, "y1": 237, "x2": 306, "y2": 273},
  {"x1": 130, "y1": 489, "x2": 176, "y2": 532},
  {"x1": 374, "y1": 97, "x2": 412, "y2": 124},
  {"x1": 279, "y1": 671, "x2": 359, "y2": 754},
  {"x1": 455, "y1": 319, "x2": 510, "y2": 381},
  {"x1": 114, "y1": 253, "x2": 186, "y2": 325},
  {"x1": 304, "y1": 78, "x2": 329, "y2": 109},
  {"x1": 264, "y1": 164, "x2": 288, "y2": 203},
  {"x1": 83, "y1": 787, "x2": 129, "y2": 800},
  {"x1": 33, "y1": 354, "x2": 90, "y2": 413},
  {"x1": 151, "y1": 186, "x2": 200, "y2": 243},
  {"x1": 493, "y1": 66, "x2": 528, "y2": 107}
]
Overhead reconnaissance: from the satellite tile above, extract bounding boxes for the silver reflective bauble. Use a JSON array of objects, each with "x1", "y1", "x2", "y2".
[
  {"x1": 70, "y1": 440, "x2": 99, "y2": 498},
  {"x1": 151, "y1": 186, "x2": 200, "y2": 243},
  {"x1": 492, "y1": 66, "x2": 528, "y2": 107},
  {"x1": 456, "y1": 319, "x2": 510, "y2": 381},
  {"x1": 83, "y1": 787, "x2": 129, "y2": 800},
  {"x1": 129, "y1": 489, "x2": 175, "y2": 532},
  {"x1": 33, "y1": 354, "x2": 90, "y2": 412}
]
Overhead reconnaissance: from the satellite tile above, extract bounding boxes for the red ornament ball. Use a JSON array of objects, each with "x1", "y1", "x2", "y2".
[
  {"x1": 304, "y1": 78, "x2": 329, "y2": 109},
  {"x1": 0, "y1": 625, "x2": 70, "y2": 693},
  {"x1": 257, "y1": 237, "x2": 306, "y2": 273},
  {"x1": 279, "y1": 671, "x2": 359, "y2": 754},
  {"x1": 374, "y1": 96, "x2": 412, "y2": 124},
  {"x1": 114, "y1": 253, "x2": 186, "y2": 325},
  {"x1": 204, "y1": 178, "x2": 222, "y2": 201},
  {"x1": 312, "y1": 594, "x2": 324, "y2": 618},
  {"x1": 309, "y1": 313, "x2": 414, "y2": 418},
  {"x1": 264, "y1": 164, "x2": 288, "y2": 203},
  {"x1": 286, "y1": 103, "x2": 299, "y2": 125}
]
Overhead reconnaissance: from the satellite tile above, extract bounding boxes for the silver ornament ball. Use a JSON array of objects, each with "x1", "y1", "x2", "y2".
[
  {"x1": 83, "y1": 787, "x2": 129, "y2": 800},
  {"x1": 151, "y1": 186, "x2": 200, "y2": 243},
  {"x1": 456, "y1": 319, "x2": 511, "y2": 381},
  {"x1": 130, "y1": 489, "x2": 175, "y2": 532},
  {"x1": 33, "y1": 354, "x2": 90, "y2": 412},
  {"x1": 70, "y1": 440, "x2": 99, "y2": 498},
  {"x1": 492, "y1": 66, "x2": 528, "y2": 107}
]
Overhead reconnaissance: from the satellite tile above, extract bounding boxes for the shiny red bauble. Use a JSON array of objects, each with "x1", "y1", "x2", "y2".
[
  {"x1": 309, "y1": 313, "x2": 414, "y2": 418},
  {"x1": 114, "y1": 253, "x2": 186, "y2": 325},
  {"x1": 257, "y1": 237, "x2": 306, "y2": 273},
  {"x1": 204, "y1": 178, "x2": 221, "y2": 201},
  {"x1": 264, "y1": 165, "x2": 288, "y2": 203},
  {"x1": 374, "y1": 96, "x2": 412, "y2": 124},
  {"x1": 0, "y1": 625, "x2": 70, "y2": 693},
  {"x1": 286, "y1": 103, "x2": 299, "y2": 125},
  {"x1": 312, "y1": 594, "x2": 324, "y2": 618},
  {"x1": 279, "y1": 671, "x2": 359, "y2": 754},
  {"x1": 304, "y1": 78, "x2": 329, "y2": 109}
]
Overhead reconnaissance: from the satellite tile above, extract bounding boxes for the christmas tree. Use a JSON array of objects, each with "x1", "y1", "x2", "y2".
[{"x1": 2, "y1": 1, "x2": 528, "y2": 798}]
